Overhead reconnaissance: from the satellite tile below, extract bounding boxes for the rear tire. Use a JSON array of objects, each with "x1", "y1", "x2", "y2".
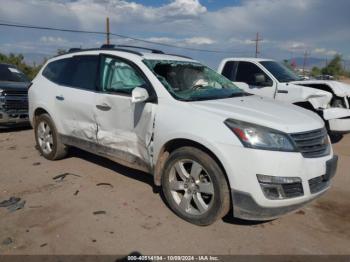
[
  {"x1": 34, "y1": 113, "x2": 67, "y2": 160},
  {"x1": 161, "y1": 147, "x2": 230, "y2": 226}
]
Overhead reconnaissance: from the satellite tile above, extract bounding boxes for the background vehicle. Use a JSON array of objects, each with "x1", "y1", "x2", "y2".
[
  {"x1": 218, "y1": 58, "x2": 350, "y2": 133},
  {"x1": 0, "y1": 63, "x2": 30, "y2": 126},
  {"x1": 29, "y1": 46, "x2": 336, "y2": 225}
]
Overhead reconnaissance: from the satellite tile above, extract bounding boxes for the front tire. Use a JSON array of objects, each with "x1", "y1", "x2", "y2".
[
  {"x1": 34, "y1": 113, "x2": 67, "y2": 160},
  {"x1": 161, "y1": 147, "x2": 230, "y2": 226}
]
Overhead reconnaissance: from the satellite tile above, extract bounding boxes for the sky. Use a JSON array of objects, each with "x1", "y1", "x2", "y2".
[{"x1": 0, "y1": 0, "x2": 349, "y2": 68}]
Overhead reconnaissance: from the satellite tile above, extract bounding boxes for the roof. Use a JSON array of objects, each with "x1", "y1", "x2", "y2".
[
  {"x1": 222, "y1": 57, "x2": 275, "y2": 63},
  {"x1": 50, "y1": 46, "x2": 196, "y2": 63}
]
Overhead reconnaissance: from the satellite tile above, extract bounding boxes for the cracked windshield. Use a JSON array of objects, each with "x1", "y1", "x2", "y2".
[{"x1": 144, "y1": 60, "x2": 246, "y2": 101}]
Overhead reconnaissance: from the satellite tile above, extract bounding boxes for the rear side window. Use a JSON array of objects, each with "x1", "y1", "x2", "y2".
[
  {"x1": 43, "y1": 58, "x2": 71, "y2": 84},
  {"x1": 43, "y1": 56, "x2": 99, "y2": 91},
  {"x1": 69, "y1": 56, "x2": 99, "y2": 91},
  {"x1": 221, "y1": 61, "x2": 237, "y2": 81}
]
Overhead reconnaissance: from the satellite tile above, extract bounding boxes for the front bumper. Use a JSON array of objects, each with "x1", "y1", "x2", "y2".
[
  {"x1": 323, "y1": 108, "x2": 350, "y2": 133},
  {"x1": 232, "y1": 189, "x2": 327, "y2": 221},
  {"x1": 231, "y1": 155, "x2": 338, "y2": 220},
  {"x1": 328, "y1": 118, "x2": 350, "y2": 133},
  {"x1": 0, "y1": 110, "x2": 29, "y2": 125}
]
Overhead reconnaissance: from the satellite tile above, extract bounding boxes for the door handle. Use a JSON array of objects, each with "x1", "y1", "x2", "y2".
[
  {"x1": 96, "y1": 103, "x2": 111, "y2": 111},
  {"x1": 56, "y1": 95, "x2": 64, "y2": 101},
  {"x1": 277, "y1": 90, "x2": 288, "y2": 94}
]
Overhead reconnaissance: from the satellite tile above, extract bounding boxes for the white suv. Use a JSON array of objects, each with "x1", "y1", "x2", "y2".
[{"x1": 29, "y1": 45, "x2": 337, "y2": 225}]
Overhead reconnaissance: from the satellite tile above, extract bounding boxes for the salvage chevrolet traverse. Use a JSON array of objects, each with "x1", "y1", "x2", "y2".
[{"x1": 28, "y1": 45, "x2": 337, "y2": 225}]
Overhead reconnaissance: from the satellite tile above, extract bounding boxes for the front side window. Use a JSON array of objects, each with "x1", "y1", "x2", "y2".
[
  {"x1": 236, "y1": 62, "x2": 273, "y2": 87},
  {"x1": 144, "y1": 59, "x2": 245, "y2": 101},
  {"x1": 260, "y1": 61, "x2": 301, "y2": 83},
  {"x1": 100, "y1": 56, "x2": 146, "y2": 95},
  {"x1": 0, "y1": 64, "x2": 29, "y2": 82}
]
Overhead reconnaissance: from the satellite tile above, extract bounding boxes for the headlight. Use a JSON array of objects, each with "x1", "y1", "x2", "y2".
[{"x1": 224, "y1": 119, "x2": 296, "y2": 152}]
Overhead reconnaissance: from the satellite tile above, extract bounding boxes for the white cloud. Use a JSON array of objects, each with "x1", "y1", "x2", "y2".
[
  {"x1": 40, "y1": 36, "x2": 67, "y2": 44},
  {"x1": 0, "y1": 0, "x2": 349, "y2": 62},
  {"x1": 184, "y1": 37, "x2": 215, "y2": 45},
  {"x1": 313, "y1": 48, "x2": 338, "y2": 56}
]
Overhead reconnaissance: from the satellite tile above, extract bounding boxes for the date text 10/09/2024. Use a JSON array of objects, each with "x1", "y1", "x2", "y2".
[{"x1": 127, "y1": 255, "x2": 220, "y2": 261}]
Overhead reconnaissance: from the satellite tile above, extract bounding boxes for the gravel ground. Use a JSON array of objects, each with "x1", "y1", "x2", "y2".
[{"x1": 0, "y1": 127, "x2": 349, "y2": 255}]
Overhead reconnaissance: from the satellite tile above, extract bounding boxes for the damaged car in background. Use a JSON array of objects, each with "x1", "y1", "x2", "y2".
[
  {"x1": 218, "y1": 58, "x2": 350, "y2": 134},
  {"x1": 0, "y1": 63, "x2": 30, "y2": 126},
  {"x1": 29, "y1": 45, "x2": 337, "y2": 225}
]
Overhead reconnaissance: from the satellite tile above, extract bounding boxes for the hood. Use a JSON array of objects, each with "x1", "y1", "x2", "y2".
[
  {"x1": 190, "y1": 95, "x2": 324, "y2": 133},
  {"x1": 292, "y1": 80, "x2": 350, "y2": 97},
  {"x1": 282, "y1": 82, "x2": 332, "y2": 109},
  {"x1": 0, "y1": 81, "x2": 30, "y2": 90}
]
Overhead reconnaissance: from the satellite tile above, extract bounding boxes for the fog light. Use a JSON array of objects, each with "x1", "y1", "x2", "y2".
[
  {"x1": 257, "y1": 174, "x2": 301, "y2": 184},
  {"x1": 257, "y1": 174, "x2": 303, "y2": 200}
]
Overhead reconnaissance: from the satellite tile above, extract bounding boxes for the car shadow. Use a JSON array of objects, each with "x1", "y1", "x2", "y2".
[
  {"x1": 67, "y1": 147, "x2": 158, "y2": 192},
  {"x1": 222, "y1": 212, "x2": 273, "y2": 226},
  {"x1": 0, "y1": 125, "x2": 32, "y2": 133}
]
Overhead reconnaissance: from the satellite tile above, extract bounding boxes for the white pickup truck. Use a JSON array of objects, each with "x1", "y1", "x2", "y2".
[{"x1": 218, "y1": 58, "x2": 350, "y2": 133}]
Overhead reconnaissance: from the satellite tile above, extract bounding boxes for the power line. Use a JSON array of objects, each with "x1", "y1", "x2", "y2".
[{"x1": 0, "y1": 21, "x2": 248, "y2": 54}]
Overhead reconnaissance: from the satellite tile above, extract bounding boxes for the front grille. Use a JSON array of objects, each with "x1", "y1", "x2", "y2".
[
  {"x1": 309, "y1": 175, "x2": 330, "y2": 194},
  {"x1": 3, "y1": 90, "x2": 27, "y2": 96},
  {"x1": 282, "y1": 182, "x2": 304, "y2": 198},
  {"x1": 290, "y1": 128, "x2": 329, "y2": 158},
  {"x1": 1, "y1": 89, "x2": 28, "y2": 111}
]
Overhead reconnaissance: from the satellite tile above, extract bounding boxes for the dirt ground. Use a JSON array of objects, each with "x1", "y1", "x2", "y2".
[{"x1": 0, "y1": 127, "x2": 349, "y2": 255}]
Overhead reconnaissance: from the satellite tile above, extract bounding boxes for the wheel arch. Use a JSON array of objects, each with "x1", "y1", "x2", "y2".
[{"x1": 153, "y1": 138, "x2": 230, "y2": 189}]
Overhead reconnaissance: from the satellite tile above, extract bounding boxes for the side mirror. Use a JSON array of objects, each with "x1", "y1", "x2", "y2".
[
  {"x1": 131, "y1": 87, "x2": 149, "y2": 104},
  {"x1": 254, "y1": 73, "x2": 266, "y2": 85}
]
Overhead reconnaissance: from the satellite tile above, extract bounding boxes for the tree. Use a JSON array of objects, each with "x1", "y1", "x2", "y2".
[
  {"x1": 311, "y1": 66, "x2": 321, "y2": 77},
  {"x1": 0, "y1": 52, "x2": 43, "y2": 80},
  {"x1": 321, "y1": 54, "x2": 344, "y2": 77}
]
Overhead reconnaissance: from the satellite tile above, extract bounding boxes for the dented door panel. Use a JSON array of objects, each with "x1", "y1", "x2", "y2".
[{"x1": 94, "y1": 93, "x2": 155, "y2": 170}]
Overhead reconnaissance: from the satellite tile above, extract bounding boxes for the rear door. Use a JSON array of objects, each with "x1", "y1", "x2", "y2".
[
  {"x1": 94, "y1": 54, "x2": 156, "y2": 171},
  {"x1": 51, "y1": 55, "x2": 99, "y2": 143}
]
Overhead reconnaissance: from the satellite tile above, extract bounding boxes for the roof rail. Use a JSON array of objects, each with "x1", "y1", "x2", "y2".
[
  {"x1": 100, "y1": 44, "x2": 116, "y2": 49},
  {"x1": 166, "y1": 54, "x2": 193, "y2": 59},
  {"x1": 117, "y1": 45, "x2": 164, "y2": 54},
  {"x1": 68, "y1": 48, "x2": 82, "y2": 53}
]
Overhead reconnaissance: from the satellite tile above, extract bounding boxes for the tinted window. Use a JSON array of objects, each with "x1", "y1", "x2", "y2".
[
  {"x1": 260, "y1": 61, "x2": 300, "y2": 82},
  {"x1": 0, "y1": 64, "x2": 29, "y2": 82},
  {"x1": 42, "y1": 58, "x2": 72, "y2": 84},
  {"x1": 100, "y1": 56, "x2": 146, "y2": 95},
  {"x1": 221, "y1": 61, "x2": 237, "y2": 81},
  {"x1": 69, "y1": 56, "x2": 99, "y2": 90},
  {"x1": 236, "y1": 62, "x2": 272, "y2": 86},
  {"x1": 43, "y1": 56, "x2": 99, "y2": 91}
]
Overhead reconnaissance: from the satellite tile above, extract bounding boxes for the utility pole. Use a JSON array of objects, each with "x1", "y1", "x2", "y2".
[
  {"x1": 106, "y1": 17, "x2": 110, "y2": 45},
  {"x1": 302, "y1": 50, "x2": 309, "y2": 76},
  {"x1": 252, "y1": 32, "x2": 263, "y2": 58}
]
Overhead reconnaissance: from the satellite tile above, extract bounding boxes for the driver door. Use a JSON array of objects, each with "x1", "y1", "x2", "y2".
[
  {"x1": 233, "y1": 61, "x2": 276, "y2": 98},
  {"x1": 94, "y1": 55, "x2": 156, "y2": 171}
]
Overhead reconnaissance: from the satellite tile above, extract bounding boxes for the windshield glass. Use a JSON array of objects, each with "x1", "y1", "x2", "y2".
[
  {"x1": 0, "y1": 64, "x2": 29, "y2": 82},
  {"x1": 260, "y1": 61, "x2": 301, "y2": 83},
  {"x1": 144, "y1": 59, "x2": 246, "y2": 101}
]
